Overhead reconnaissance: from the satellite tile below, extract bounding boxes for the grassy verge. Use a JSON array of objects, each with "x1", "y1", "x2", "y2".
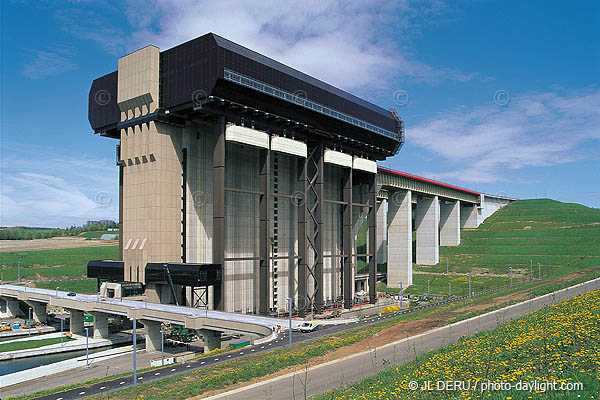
[
  {"x1": 9, "y1": 266, "x2": 600, "y2": 400},
  {"x1": 0, "y1": 246, "x2": 118, "y2": 281},
  {"x1": 378, "y1": 274, "x2": 522, "y2": 297},
  {"x1": 316, "y1": 288, "x2": 600, "y2": 400},
  {"x1": 0, "y1": 337, "x2": 76, "y2": 352}
]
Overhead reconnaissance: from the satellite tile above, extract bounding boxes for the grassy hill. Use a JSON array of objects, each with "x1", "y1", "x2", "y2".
[
  {"x1": 403, "y1": 199, "x2": 600, "y2": 296},
  {"x1": 433, "y1": 199, "x2": 600, "y2": 275}
]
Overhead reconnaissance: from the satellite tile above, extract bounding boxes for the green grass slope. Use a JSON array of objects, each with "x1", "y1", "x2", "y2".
[
  {"x1": 0, "y1": 246, "x2": 118, "y2": 281},
  {"x1": 419, "y1": 199, "x2": 600, "y2": 280}
]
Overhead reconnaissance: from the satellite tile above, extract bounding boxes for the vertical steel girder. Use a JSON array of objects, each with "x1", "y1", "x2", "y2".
[
  {"x1": 181, "y1": 147, "x2": 187, "y2": 263},
  {"x1": 298, "y1": 143, "x2": 324, "y2": 316},
  {"x1": 259, "y1": 147, "x2": 271, "y2": 315},
  {"x1": 297, "y1": 157, "x2": 307, "y2": 316},
  {"x1": 212, "y1": 116, "x2": 226, "y2": 310},
  {"x1": 342, "y1": 169, "x2": 353, "y2": 309},
  {"x1": 368, "y1": 173, "x2": 377, "y2": 304}
]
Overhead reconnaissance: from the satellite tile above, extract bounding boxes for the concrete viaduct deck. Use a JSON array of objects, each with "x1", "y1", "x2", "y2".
[
  {"x1": 374, "y1": 167, "x2": 482, "y2": 289},
  {"x1": 0, "y1": 284, "x2": 276, "y2": 351}
]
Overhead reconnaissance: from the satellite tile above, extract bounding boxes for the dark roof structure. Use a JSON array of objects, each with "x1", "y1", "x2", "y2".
[{"x1": 89, "y1": 33, "x2": 404, "y2": 157}]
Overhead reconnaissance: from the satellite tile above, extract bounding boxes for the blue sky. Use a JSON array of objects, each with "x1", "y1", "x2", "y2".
[{"x1": 1, "y1": 0, "x2": 598, "y2": 227}]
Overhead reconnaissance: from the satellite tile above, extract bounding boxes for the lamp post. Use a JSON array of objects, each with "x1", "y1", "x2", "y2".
[
  {"x1": 288, "y1": 297, "x2": 293, "y2": 346},
  {"x1": 17, "y1": 262, "x2": 21, "y2": 282},
  {"x1": 161, "y1": 330, "x2": 164, "y2": 366},
  {"x1": 133, "y1": 318, "x2": 137, "y2": 386},
  {"x1": 449, "y1": 282, "x2": 451, "y2": 297},
  {"x1": 427, "y1": 280, "x2": 430, "y2": 296},
  {"x1": 468, "y1": 273, "x2": 472, "y2": 298},
  {"x1": 530, "y1": 260, "x2": 533, "y2": 281},
  {"x1": 399, "y1": 281, "x2": 403, "y2": 314},
  {"x1": 60, "y1": 317, "x2": 63, "y2": 347},
  {"x1": 28, "y1": 307, "x2": 32, "y2": 337},
  {"x1": 85, "y1": 327, "x2": 89, "y2": 366},
  {"x1": 510, "y1": 267, "x2": 513, "y2": 286},
  {"x1": 56, "y1": 286, "x2": 59, "y2": 297}
]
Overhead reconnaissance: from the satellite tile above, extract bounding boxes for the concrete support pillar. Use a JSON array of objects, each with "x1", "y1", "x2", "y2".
[
  {"x1": 26, "y1": 301, "x2": 47, "y2": 324},
  {"x1": 367, "y1": 173, "x2": 377, "y2": 305},
  {"x1": 460, "y1": 203, "x2": 478, "y2": 228},
  {"x1": 387, "y1": 190, "x2": 412, "y2": 287},
  {"x1": 68, "y1": 309, "x2": 84, "y2": 335},
  {"x1": 440, "y1": 200, "x2": 461, "y2": 246},
  {"x1": 91, "y1": 312, "x2": 109, "y2": 339},
  {"x1": 212, "y1": 115, "x2": 225, "y2": 310},
  {"x1": 0, "y1": 297, "x2": 20, "y2": 318},
  {"x1": 376, "y1": 199, "x2": 387, "y2": 265},
  {"x1": 198, "y1": 329, "x2": 222, "y2": 352},
  {"x1": 142, "y1": 320, "x2": 162, "y2": 352},
  {"x1": 415, "y1": 196, "x2": 440, "y2": 265}
]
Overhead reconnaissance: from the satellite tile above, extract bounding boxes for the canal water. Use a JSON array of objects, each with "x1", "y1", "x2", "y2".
[{"x1": 0, "y1": 344, "x2": 125, "y2": 376}]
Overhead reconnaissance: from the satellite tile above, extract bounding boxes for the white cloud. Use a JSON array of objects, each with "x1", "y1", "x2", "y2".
[
  {"x1": 22, "y1": 47, "x2": 77, "y2": 79},
  {"x1": 1, "y1": 173, "x2": 116, "y2": 228},
  {"x1": 408, "y1": 89, "x2": 600, "y2": 183},
  {"x1": 55, "y1": 0, "x2": 473, "y2": 92},
  {"x1": 0, "y1": 143, "x2": 118, "y2": 228}
]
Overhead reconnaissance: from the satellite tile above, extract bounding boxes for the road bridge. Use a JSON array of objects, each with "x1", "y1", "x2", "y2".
[{"x1": 0, "y1": 284, "x2": 277, "y2": 351}]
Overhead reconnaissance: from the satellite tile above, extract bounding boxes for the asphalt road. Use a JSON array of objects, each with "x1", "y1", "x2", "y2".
[{"x1": 7, "y1": 278, "x2": 570, "y2": 400}]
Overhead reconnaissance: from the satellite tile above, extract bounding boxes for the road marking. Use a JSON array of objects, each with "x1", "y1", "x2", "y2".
[
  {"x1": 78, "y1": 392, "x2": 85, "y2": 395},
  {"x1": 186, "y1": 365, "x2": 191, "y2": 368},
  {"x1": 120, "y1": 381, "x2": 126, "y2": 384},
  {"x1": 261, "y1": 346, "x2": 264, "y2": 348},
  {"x1": 214, "y1": 358, "x2": 219, "y2": 361},
  {"x1": 138, "y1": 377, "x2": 143, "y2": 380},
  {"x1": 240, "y1": 352, "x2": 244, "y2": 354},
  {"x1": 171, "y1": 368, "x2": 176, "y2": 371},
  {"x1": 56, "y1": 398, "x2": 63, "y2": 400},
  {"x1": 251, "y1": 349, "x2": 255, "y2": 352},
  {"x1": 227, "y1": 355, "x2": 231, "y2": 357},
  {"x1": 155, "y1": 372, "x2": 160, "y2": 375},
  {"x1": 99, "y1": 386, "x2": 106, "y2": 390},
  {"x1": 201, "y1": 361, "x2": 205, "y2": 364}
]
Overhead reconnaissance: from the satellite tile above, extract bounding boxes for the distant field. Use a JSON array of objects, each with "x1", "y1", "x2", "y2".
[
  {"x1": 33, "y1": 278, "x2": 98, "y2": 294},
  {"x1": 415, "y1": 199, "x2": 600, "y2": 281},
  {"x1": 0, "y1": 246, "x2": 118, "y2": 281}
]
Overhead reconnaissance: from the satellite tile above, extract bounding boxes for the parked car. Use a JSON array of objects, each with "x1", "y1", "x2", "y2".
[{"x1": 67, "y1": 292, "x2": 76, "y2": 297}]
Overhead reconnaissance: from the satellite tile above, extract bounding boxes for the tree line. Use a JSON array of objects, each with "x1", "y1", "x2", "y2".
[{"x1": 0, "y1": 221, "x2": 118, "y2": 240}]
